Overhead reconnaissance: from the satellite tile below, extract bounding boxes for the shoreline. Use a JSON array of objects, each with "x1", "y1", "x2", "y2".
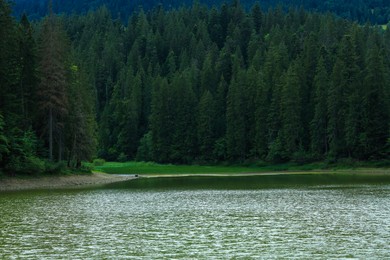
[
  {"x1": 139, "y1": 168, "x2": 390, "y2": 178},
  {"x1": 0, "y1": 172, "x2": 136, "y2": 192},
  {"x1": 1, "y1": 168, "x2": 389, "y2": 192}
]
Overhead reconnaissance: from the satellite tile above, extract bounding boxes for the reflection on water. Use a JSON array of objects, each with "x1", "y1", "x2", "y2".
[{"x1": 1, "y1": 175, "x2": 390, "y2": 259}]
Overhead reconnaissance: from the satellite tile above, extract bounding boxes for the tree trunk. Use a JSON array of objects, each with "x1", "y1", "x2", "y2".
[
  {"x1": 49, "y1": 107, "x2": 53, "y2": 161},
  {"x1": 58, "y1": 132, "x2": 62, "y2": 162},
  {"x1": 76, "y1": 159, "x2": 81, "y2": 169}
]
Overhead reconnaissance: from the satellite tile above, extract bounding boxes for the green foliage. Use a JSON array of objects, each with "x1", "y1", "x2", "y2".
[
  {"x1": 266, "y1": 137, "x2": 287, "y2": 163},
  {"x1": 197, "y1": 90, "x2": 217, "y2": 161},
  {"x1": 44, "y1": 161, "x2": 67, "y2": 175},
  {"x1": 1, "y1": 1, "x2": 390, "y2": 176},
  {"x1": 5, "y1": 155, "x2": 45, "y2": 175},
  {"x1": 310, "y1": 57, "x2": 329, "y2": 156},
  {"x1": 93, "y1": 158, "x2": 106, "y2": 166},
  {"x1": 136, "y1": 132, "x2": 153, "y2": 162},
  {"x1": 74, "y1": 4, "x2": 389, "y2": 165},
  {"x1": 0, "y1": 113, "x2": 9, "y2": 163},
  {"x1": 3, "y1": 129, "x2": 45, "y2": 175},
  {"x1": 280, "y1": 62, "x2": 303, "y2": 156},
  {"x1": 117, "y1": 153, "x2": 128, "y2": 162}
]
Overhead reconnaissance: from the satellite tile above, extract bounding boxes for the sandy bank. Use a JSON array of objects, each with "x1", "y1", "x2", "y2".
[{"x1": 0, "y1": 172, "x2": 136, "y2": 192}]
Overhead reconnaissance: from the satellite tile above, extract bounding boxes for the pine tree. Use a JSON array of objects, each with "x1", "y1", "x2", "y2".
[
  {"x1": 18, "y1": 14, "x2": 38, "y2": 124},
  {"x1": 200, "y1": 53, "x2": 217, "y2": 94},
  {"x1": 169, "y1": 71, "x2": 197, "y2": 163},
  {"x1": 215, "y1": 75, "x2": 228, "y2": 131},
  {"x1": 37, "y1": 10, "x2": 69, "y2": 161},
  {"x1": 66, "y1": 64, "x2": 97, "y2": 167},
  {"x1": 328, "y1": 58, "x2": 346, "y2": 159},
  {"x1": 280, "y1": 61, "x2": 302, "y2": 157},
  {"x1": 341, "y1": 35, "x2": 362, "y2": 157},
  {"x1": 0, "y1": 112, "x2": 9, "y2": 165},
  {"x1": 0, "y1": 0, "x2": 19, "y2": 116},
  {"x1": 197, "y1": 90, "x2": 216, "y2": 161},
  {"x1": 300, "y1": 33, "x2": 319, "y2": 149},
  {"x1": 251, "y1": 3, "x2": 263, "y2": 34},
  {"x1": 150, "y1": 77, "x2": 174, "y2": 163},
  {"x1": 254, "y1": 72, "x2": 268, "y2": 159},
  {"x1": 263, "y1": 42, "x2": 288, "y2": 147},
  {"x1": 226, "y1": 70, "x2": 247, "y2": 161},
  {"x1": 310, "y1": 57, "x2": 329, "y2": 156},
  {"x1": 360, "y1": 37, "x2": 389, "y2": 158}
]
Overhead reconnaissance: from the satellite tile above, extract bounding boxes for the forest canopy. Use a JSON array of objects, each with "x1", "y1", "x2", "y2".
[
  {"x1": 0, "y1": 0, "x2": 389, "y2": 175},
  {"x1": 12, "y1": 0, "x2": 390, "y2": 25}
]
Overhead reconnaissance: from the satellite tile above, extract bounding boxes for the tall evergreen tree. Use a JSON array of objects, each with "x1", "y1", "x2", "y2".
[
  {"x1": 37, "y1": 10, "x2": 69, "y2": 161},
  {"x1": 0, "y1": 0, "x2": 19, "y2": 117},
  {"x1": 280, "y1": 61, "x2": 303, "y2": 157},
  {"x1": 328, "y1": 58, "x2": 347, "y2": 159},
  {"x1": 341, "y1": 35, "x2": 363, "y2": 157},
  {"x1": 18, "y1": 14, "x2": 38, "y2": 125},
  {"x1": 360, "y1": 37, "x2": 389, "y2": 158},
  {"x1": 254, "y1": 72, "x2": 268, "y2": 159},
  {"x1": 197, "y1": 90, "x2": 217, "y2": 161},
  {"x1": 310, "y1": 57, "x2": 329, "y2": 156},
  {"x1": 66, "y1": 64, "x2": 97, "y2": 167},
  {"x1": 0, "y1": 112, "x2": 9, "y2": 165},
  {"x1": 226, "y1": 70, "x2": 247, "y2": 161},
  {"x1": 150, "y1": 77, "x2": 174, "y2": 163},
  {"x1": 169, "y1": 71, "x2": 197, "y2": 163}
]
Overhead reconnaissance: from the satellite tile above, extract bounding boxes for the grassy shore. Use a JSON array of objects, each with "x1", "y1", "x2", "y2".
[
  {"x1": 93, "y1": 161, "x2": 390, "y2": 176},
  {"x1": 2, "y1": 161, "x2": 388, "y2": 191}
]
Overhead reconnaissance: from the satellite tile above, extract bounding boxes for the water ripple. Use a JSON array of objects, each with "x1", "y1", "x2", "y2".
[{"x1": 0, "y1": 185, "x2": 389, "y2": 259}]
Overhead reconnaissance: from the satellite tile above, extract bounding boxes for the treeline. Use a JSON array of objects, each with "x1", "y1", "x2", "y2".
[
  {"x1": 13, "y1": 0, "x2": 390, "y2": 25},
  {"x1": 1, "y1": 0, "x2": 389, "y2": 175},
  {"x1": 61, "y1": 2, "x2": 389, "y2": 164},
  {"x1": 0, "y1": 0, "x2": 96, "y2": 175}
]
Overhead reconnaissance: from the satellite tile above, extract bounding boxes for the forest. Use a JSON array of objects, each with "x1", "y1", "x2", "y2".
[
  {"x1": 0, "y1": 0, "x2": 389, "y2": 175},
  {"x1": 12, "y1": 0, "x2": 390, "y2": 25}
]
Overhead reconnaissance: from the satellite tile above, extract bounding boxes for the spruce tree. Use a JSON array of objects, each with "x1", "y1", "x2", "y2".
[
  {"x1": 37, "y1": 11, "x2": 69, "y2": 161},
  {"x1": 170, "y1": 71, "x2": 197, "y2": 163},
  {"x1": 280, "y1": 61, "x2": 303, "y2": 157},
  {"x1": 0, "y1": 113, "x2": 9, "y2": 165},
  {"x1": 197, "y1": 90, "x2": 216, "y2": 161},
  {"x1": 360, "y1": 37, "x2": 389, "y2": 158},
  {"x1": 310, "y1": 57, "x2": 329, "y2": 156},
  {"x1": 253, "y1": 71, "x2": 268, "y2": 159},
  {"x1": 150, "y1": 77, "x2": 174, "y2": 163},
  {"x1": 66, "y1": 64, "x2": 97, "y2": 167},
  {"x1": 18, "y1": 14, "x2": 38, "y2": 124},
  {"x1": 328, "y1": 58, "x2": 346, "y2": 159},
  {"x1": 226, "y1": 70, "x2": 247, "y2": 161},
  {"x1": 0, "y1": 0, "x2": 19, "y2": 117}
]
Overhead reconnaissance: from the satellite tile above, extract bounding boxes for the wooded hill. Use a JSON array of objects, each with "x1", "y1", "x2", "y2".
[
  {"x1": 12, "y1": 0, "x2": 390, "y2": 25},
  {"x1": 0, "y1": 0, "x2": 389, "y2": 175}
]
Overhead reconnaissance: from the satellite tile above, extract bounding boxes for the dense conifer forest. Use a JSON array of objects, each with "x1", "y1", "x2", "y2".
[
  {"x1": 12, "y1": 0, "x2": 390, "y2": 25},
  {"x1": 0, "y1": 0, "x2": 389, "y2": 175}
]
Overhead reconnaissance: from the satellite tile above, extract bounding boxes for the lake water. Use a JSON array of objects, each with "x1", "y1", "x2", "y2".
[{"x1": 1, "y1": 175, "x2": 390, "y2": 259}]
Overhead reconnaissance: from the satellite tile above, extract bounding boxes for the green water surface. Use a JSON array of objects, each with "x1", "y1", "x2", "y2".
[{"x1": 1, "y1": 174, "x2": 390, "y2": 259}]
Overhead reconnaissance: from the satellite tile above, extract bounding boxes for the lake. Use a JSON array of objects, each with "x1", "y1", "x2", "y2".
[{"x1": 1, "y1": 174, "x2": 390, "y2": 259}]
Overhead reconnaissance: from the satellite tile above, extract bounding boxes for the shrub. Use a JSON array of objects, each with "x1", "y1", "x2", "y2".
[
  {"x1": 93, "y1": 158, "x2": 106, "y2": 166},
  {"x1": 23, "y1": 156, "x2": 45, "y2": 175},
  {"x1": 292, "y1": 150, "x2": 316, "y2": 165},
  {"x1": 77, "y1": 163, "x2": 93, "y2": 174},
  {"x1": 45, "y1": 160, "x2": 67, "y2": 175},
  {"x1": 117, "y1": 153, "x2": 128, "y2": 162},
  {"x1": 136, "y1": 132, "x2": 153, "y2": 162}
]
